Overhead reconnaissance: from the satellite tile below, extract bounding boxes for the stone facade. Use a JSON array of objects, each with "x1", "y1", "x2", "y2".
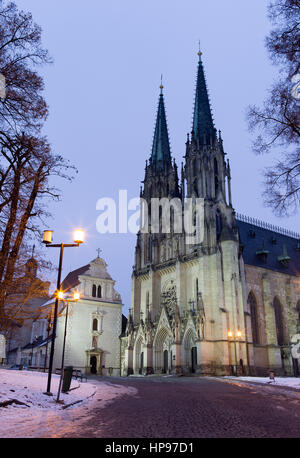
[
  {"x1": 121, "y1": 52, "x2": 300, "y2": 377},
  {"x1": 243, "y1": 264, "x2": 300, "y2": 376}
]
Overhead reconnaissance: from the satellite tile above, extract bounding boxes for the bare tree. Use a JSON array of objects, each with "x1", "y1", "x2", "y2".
[
  {"x1": 247, "y1": 0, "x2": 300, "y2": 216},
  {"x1": 0, "y1": 132, "x2": 75, "y2": 331},
  {"x1": 0, "y1": 1, "x2": 52, "y2": 134},
  {"x1": 0, "y1": 2, "x2": 76, "y2": 332}
]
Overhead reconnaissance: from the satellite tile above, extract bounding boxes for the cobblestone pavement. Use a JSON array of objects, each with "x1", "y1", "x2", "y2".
[{"x1": 59, "y1": 376, "x2": 300, "y2": 438}]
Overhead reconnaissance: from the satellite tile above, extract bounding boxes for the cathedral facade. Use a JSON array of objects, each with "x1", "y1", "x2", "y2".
[{"x1": 121, "y1": 51, "x2": 300, "y2": 377}]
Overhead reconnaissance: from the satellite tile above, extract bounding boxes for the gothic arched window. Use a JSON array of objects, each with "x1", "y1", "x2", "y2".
[
  {"x1": 273, "y1": 297, "x2": 284, "y2": 346},
  {"x1": 147, "y1": 236, "x2": 151, "y2": 261},
  {"x1": 248, "y1": 292, "x2": 259, "y2": 344},
  {"x1": 216, "y1": 209, "x2": 222, "y2": 238},
  {"x1": 193, "y1": 159, "x2": 197, "y2": 177},
  {"x1": 214, "y1": 158, "x2": 219, "y2": 195},
  {"x1": 92, "y1": 284, "x2": 96, "y2": 297},
  {"x1": 193, "y1": 180, "x2": 198, "y2": 197},
  {"x1": 170, "y1": 207, "x2": 174, "y2": 234},
  {"x1": 97, "y1": 285, "x2": 102, "y2": 298},
  {"x1": 193, "y1": 210, "x2": 197, "y2": 234},
  {"x1": 93, "y1": 318, "x2": 98, "y2": 331}
]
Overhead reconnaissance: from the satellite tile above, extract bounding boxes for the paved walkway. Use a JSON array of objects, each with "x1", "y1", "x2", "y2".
[
  {"x1": 2, "y1": 376, "x2": 300, "y2": 438},
  {"x1": 59, "y1": 376, "x2": 300, "y2": 438}
]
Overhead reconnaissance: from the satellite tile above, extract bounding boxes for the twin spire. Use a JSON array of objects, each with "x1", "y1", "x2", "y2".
[
  {"x1": 151, "y1": 47, "x2": 216, "y2": 170},
  {"x1": 192, "y1": 49, "x2": 216, "y2": 144},
  {"x1": 151, "y1": 77, "x2": 171, "y2": 171}
]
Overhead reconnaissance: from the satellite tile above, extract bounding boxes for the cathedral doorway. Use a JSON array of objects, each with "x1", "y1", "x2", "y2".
[
  {"x1": 90, "y1": 355, "x2": 97, "y2": 374},
  {"x1": 134, "y1": 336, "x2": 144, "y2": 374},
  {"x1": 191, "y1": 347, "x2": 197, "y2": 373},
  {"x1": 153, "y1": 327, "x2": 172, "y2": 373},
  {"x1": 86, "y1": 349, "x2": 102, "y2": 375},
  {"x1": 139, "y1": 352, "x2": 144, "y2": 375},
  {"x1": 163, "y1": 350, "x2": 168, "y2": 373},
  {"x1": 292, "y1": 358, "x2": 299, "y2": 377},
  {"x1": 183, "y1": 328, "x2": 197, "y2": 372}
]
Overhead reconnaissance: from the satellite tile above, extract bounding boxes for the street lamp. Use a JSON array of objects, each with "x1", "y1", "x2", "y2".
[
  {"x1": 43, "y1": 229, "x2": 84, "y2": 395},
  {"x1": 228, "y1": 329, "x2": 242, "y2": 376},
  {"x1": 56, "y1": 291, "x2": 80, "y2": 402}
]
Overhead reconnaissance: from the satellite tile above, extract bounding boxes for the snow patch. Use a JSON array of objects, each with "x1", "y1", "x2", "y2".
[{"x1": 224, "y1": 376, "x2": 300, "y2": 389}]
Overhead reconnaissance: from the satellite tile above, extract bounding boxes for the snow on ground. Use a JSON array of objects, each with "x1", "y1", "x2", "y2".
[
  {"x1": 224, "y1": 376, "x2": 300, "y2": 389},
  {"x1": 0, "y1": 368, "x2": 96, "y2": 409},
  {"x1": 0, "y1": 369, "x2": 137, "y2": 438}
]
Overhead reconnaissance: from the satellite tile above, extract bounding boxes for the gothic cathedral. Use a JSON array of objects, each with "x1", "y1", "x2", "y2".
[{"x1": 121, "y1": 50, "x2": 300, "y2": 377}]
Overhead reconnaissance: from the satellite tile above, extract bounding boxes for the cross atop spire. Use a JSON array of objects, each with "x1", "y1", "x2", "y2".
[
  {"x1": 151, "y1": 82, "x2": 171, "y2": 171},
  {"x1": 160, "y1": 74, "x2": 163, "y2": 94},
  {"x1": 96, "y1": 248, "x2": 102, "y2": 258},
  {"x1": 197, "y1": 40, "x2": 202, "y2": 60},
  {"x1": 192, "y1": 47, "x2": 216, "y2": 145}
]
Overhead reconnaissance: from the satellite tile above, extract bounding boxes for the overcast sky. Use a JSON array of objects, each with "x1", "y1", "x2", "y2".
[{"x1": 15, "y1": 0, "x2": 300, "y2": 316}]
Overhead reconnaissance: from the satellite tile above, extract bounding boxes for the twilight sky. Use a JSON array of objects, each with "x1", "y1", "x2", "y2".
[{"x1": 15, "y1": 0, "x2": 300, "y2": 316}]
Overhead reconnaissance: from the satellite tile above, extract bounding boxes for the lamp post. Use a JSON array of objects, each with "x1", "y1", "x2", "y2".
[
  {"x1": 56, "y1": 291, "x2": 80, "y2": 402},
  {"x1": 43, "y1": 304, "x2": 54, "y2": 373},
  {"x1": 228, "y1": 330, "x2": 242, "y2": 376},
  {"x1": 43, "y1": 229, "x2": 84, "y2": 395}
]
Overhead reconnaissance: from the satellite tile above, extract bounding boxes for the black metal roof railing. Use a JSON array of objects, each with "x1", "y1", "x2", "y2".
[{"x1": 236, "y1": 213, "x2": 300, "y2": 240}]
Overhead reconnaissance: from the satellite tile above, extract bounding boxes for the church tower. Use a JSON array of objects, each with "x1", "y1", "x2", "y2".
[
  {"x1": 184, "y1": 49, "x2": 234, "y2": 247},
  {"x1": 122, "y1": 50, "x2": 248, "y2": 377},
  {"x1": 135, "y1": 83, "x2": 180, "y2": 272}
]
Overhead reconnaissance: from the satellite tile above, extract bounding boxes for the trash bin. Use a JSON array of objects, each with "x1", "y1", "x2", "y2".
[{"x1": 62, "y1": 366, "x2": 73, "y2": 393}]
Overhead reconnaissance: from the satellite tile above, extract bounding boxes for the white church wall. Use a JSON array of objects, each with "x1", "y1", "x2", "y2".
[{"x1": 53, "y1": 299, "x2": 122, "y2": 375}]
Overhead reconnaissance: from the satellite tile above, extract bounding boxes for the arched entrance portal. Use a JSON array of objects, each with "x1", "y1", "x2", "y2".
[
  {"x1": 140, "y1": 352, "x2": 144, "y2": 375},
  {"x1": 86, "y1": 349, "x2": 102, "y2": 375},
  {"x1": 163, "y1": 350, "x2": 168, "y2": 373},
  {"x1": 183, "y1": 328, "x2": 197, "y2": 373},
  {"x1": 90, "y1": 355, "x2": 97, "y2": 374},
  {"x1": 134, "y1": 336, "x2": 144, "y2": 374},
  {"x1": 191, "y1": 347, "x2": 197, "y2": 373},
  {"x1": 153, "y1": 328, "x2": 172, "y2": 374}
]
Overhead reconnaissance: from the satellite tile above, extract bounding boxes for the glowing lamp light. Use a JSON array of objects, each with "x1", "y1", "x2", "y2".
[
  {"x1": 57, "y1": 291, "x2": 64, "y2": 300},
  {"x1": 73, "y1": 292, "x2": 80, "y2": 301},
  {"x1": 43, "y1": 230, "x2": 53, "y2": 244},
  {"x1": 228, "y1": 331, "x2": 233, "y2": 338},
  {"x1": 237, "y1": 330, "x2": 242, "y2": 338},
  {"x1": 74, "y1": 229, "x2": 84, "y2": 244}
]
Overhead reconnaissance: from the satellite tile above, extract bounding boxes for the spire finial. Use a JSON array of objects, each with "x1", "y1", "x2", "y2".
[
  {"x1": 197, "y1": 40, "x2": 202, "y2": 60},
  {"x1": 160, "y1": 74, "x2": 163, "y2": 93},
  {"x1": 96, "y1": 248, "x2": 102, "y2": 258}
]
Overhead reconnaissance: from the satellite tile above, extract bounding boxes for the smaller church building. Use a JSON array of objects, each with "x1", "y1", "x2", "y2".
[
  {"x1": 52, "y1": 256, "x2": 124, "y2": 376},
  {"x1": 27, "y1": 256, "x2": 125, "y2": 376}
]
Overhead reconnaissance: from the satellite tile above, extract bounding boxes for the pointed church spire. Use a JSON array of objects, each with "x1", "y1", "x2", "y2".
[
  {"x1": 151, "y1": 80, "x2": 171, "y2": 171},
  {"x1": 192, "y1": 46, "x2": 216, "y2": 144}
]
